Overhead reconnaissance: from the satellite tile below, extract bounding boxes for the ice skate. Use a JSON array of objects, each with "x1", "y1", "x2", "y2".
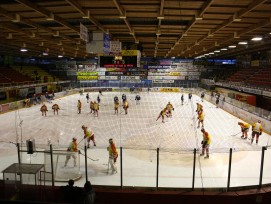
[{"x1": 204, "y1": 155, "x2": 209, "y2": 159}]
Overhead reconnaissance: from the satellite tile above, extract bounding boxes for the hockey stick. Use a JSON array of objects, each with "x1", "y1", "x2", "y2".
[
  {"x1": 79, "y1": 152, "x2": 99, "y2": 161},
  {"x1": 107, "y1": 158, "x2": 110, "y2": 174},
  {"x1": 230, "y1": 131, "x2": 242, "y2": 137},
  {"x1": 78, "y1": 137, "x2": 85, "y2": 145}
]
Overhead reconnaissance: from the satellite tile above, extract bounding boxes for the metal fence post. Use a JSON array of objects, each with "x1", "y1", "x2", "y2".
[{"x1": 227, "y1": 148, "x2": 233, "y2": 192}]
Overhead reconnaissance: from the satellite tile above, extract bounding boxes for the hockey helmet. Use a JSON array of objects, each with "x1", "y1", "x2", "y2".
[
  {"x1": 109, "y1": 138, "x2": 113, "y2": 143},
  {"x1": 82, "y1": 125, "x2": 86, "y2": 129},
  {"x1": 72, "y1": 137, "x2": 77, "y2": 141},
  {"x1": 258, "y1": 120, "x2": 261, "y2": 123},
  {"x1": 201, "y1": 128, "x2": 205, "y2": 133}
]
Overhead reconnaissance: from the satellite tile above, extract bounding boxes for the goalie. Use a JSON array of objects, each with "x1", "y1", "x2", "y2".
[
  {"x1": 107, "y1": 138, "x2": 118, "y2": 174},
  {"x1": 64, "y1": 137, "x2": 78, "y2": 167}
]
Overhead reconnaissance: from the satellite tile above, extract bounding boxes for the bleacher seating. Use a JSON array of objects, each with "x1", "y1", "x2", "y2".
[
  {"x1": 226, "y1": 67, "x2": 257, "y2": 82},
  {"x1": 246, "y1": 67, "x2": 271, "y2": 87},
  {"x1": 13, "y1": 66, "x2": 59, "y2": 83},
  {"x1": 0, "y1": 66, "x2": 33, "y2": 84}
]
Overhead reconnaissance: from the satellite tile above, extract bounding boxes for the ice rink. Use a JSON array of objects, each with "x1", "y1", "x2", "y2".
[{"x1": 0, "y1": 91, "x2": 271, "y2": 189}]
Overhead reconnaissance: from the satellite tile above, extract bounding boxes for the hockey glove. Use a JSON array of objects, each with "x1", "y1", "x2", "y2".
[
  {"x1": 173, "y1": 108, "x2": 174, "y2": 111},
  {"x1": 260, "y1": 132, "x2": 262, "y2": 135},
  {"x1": 201, "y1": 141, "x2": 203, "y2": 144}
]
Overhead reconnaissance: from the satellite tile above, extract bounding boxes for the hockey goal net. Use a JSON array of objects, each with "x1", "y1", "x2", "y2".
[{"x1": 44, "y1": 149, "x2": 81, "y2": 182}]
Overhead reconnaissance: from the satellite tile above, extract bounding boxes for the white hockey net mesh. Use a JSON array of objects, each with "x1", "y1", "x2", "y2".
[{"x1": 44, "y1": 149, "x2": 81, "y2": 182}]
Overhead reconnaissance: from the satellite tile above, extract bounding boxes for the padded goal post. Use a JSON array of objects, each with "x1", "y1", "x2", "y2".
[{"x1": 44, "y1": 149, "x2": 81, "y2": 182}]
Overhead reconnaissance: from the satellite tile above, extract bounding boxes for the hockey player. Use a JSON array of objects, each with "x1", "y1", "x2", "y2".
[
  {"x1": 201, "y1": 93, "x2": 205, "y2": 102},
  {"x1": 93, "y1": 101, "x2": 99, "y2": 117},
  {"x1": 107, "y1": 138, "x2": 118, "y2": 174},
  {"x1": 114, "y1": 99, "x2": 120, "y2": 114},
  {"x1": 90, "y1": 101, "x2": 94, "y2": 114},
  {"x1": 181, "y1": 94, "x2": 184, "y2": 105},
  {"x1": 64, "y1": 137, "x2": 78, "y2": 167},
  {"x1": 166, "y1": 102, "x2": 174, "y2": 117},
  {"x1": 251, "y1": 120, "x2": 263, "y2": 144},
  {"x1": 114, "y1": 96, "x2": 118, "y2": 103},
  {"x1": 123, "y1": 99, "x2": 129, "y2": 114},
  {"x1": 200, "y1": 128, "x2": 211, "y2": 159},
  {"x1": 196, "y1": 103, "x2": 203, "y2": 113},
  {"x1": 82, "y1": 125, "x2": 96, "y2": 148},
  {"x1": 215, "y1": 95, "x2": 219, "y2": 108},
  {"x1": 52, "y1": 103, "x2": 60, "y2": 115},
  {"x1": 122, "y1": 94, "x2": 126, "y2": 104},
  {"x1": 156, "y1": 108, "x2": 168, "y2": 123},
  {"x1": 77, "y1": 100, "x2": 82, "y2": 114},
  {"x1": 135, "y1": 95, "x2": 141, "y2": 105},
  {"x1": 86, "y1": 93, "x2": 89, "y2": 103},
  {"x1": 188, "y1": 93, "x2": 192, "y2": 101},
  {"x1": 238, "y1": 122, "x2": 250, "y2": 139},
  {"x1": 197, "y1": 110, "x2": 204, "y2": 128},
  {"x1": 40, "y1": 104, "x2": 48, "y2": 116}
]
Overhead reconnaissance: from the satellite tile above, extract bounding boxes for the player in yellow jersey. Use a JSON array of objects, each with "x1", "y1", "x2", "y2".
[
  {"x1": 200, "y1": 128, "x2": 211, "y2": 159},
  {"x1": 123, "y1": 99, "x2": 129, "y2": 114},
  {"x1": 40, "y1": 104, "x2": 48, "y2": 116},
  {"x1": 238, "y1": 122, "x2": 250, "y2": 139},
  {"x1": 52, "y1": 103, "x2": 60, "y2": 115},
  {"x1": 64, "y1": 137, "x2": 78, "y2": 167},
  {"x1": 93, "y1": 101, "x2": 99, "y2": 117},
  {"x1": 82, "y1": 125, "x2": 96, "y2": 148},
  {"x1": 166, "y1": 102, "x2": 174, "y2": 117},
  {"x1": 251, "y1": 120, "x2": 263, "y2": 144},
  {"x1": 197, "y1": 110, "x2": 204, "y2": 128},
  {"x1": 114, "y1": 99, "x2": 120, "y2": 114}
]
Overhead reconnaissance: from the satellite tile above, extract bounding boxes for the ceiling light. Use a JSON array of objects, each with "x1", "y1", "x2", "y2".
[
  {"x1": 42, "y1": 52, "x2": 48, "y2": 56},
  {"x1": 195, "y1": 17, "x2": 203, "y2": 20},
  {"x1": 82, "y1": 11, "x2": 90, "y2": 19},
  {"x1": 20, "y1": 48, "x2": 28, "y2": 52},
  {"x1": 12, "y1": 14, "x2": 21, "y2": 23},
  {"x1": 228, "y1": 45, "x2": 236, "y2": 48},
  {"x1": 119, "y1": 15, "x2": 126, "y2": 19},
  {"x1": 157, "y1": 16, "x2": 164, "y2": 20},
  {"x1": 209, "y1": 52, "x2": 214, "y2": 55},
  {"x1": 221, "y1": 48, "x2": 228, "y2": 51},
  {"x1": 238, "y1": 41, "x2": 248, "y2": 45},
  {"x1": 251, "y1": 37, "x2": 262, "y2": 41},
  {"x1": 214, "y1": 50, "x2": 220, "y2": 53},
  {"x1": 156, "y1": 30, "x2": 161, "y2": 36},
  {"x1": 46, "y1": 13, "x2": 54, "y2": 21},
  {"x1": 58, "y1": 55, "x2": 63, "y2": 58}
]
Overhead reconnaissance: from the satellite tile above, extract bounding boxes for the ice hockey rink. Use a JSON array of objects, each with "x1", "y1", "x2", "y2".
[{"x1": 0, "y1": 90, "x2": 271, "y2": 189}]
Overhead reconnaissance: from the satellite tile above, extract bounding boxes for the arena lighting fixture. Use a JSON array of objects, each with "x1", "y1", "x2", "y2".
[
  {"x1": 58, "y1": 55, "x2": 63, "y2": 58},
  {"x1": 42, "y1": 52, "x2": 48, "y2": 56},
  {"x1": 82, "y1": 11, "x2": 90, "y2": 19},
  {"x1": 157, "y1": 15, "x2": 165, "y2": 20},
  {"x1": 228, "y1": 45, "x2": 236, "y2": 48},
  {"x1": 209, "y1": 52, "x2": 214, "y2": 55},
  {"x1": 119, "y1": 14, "x2": 126, "y2": 19},
  {"x1": 238, "y1": 41, "x2": 248, "y2": 45},
  {"x1": 214, "y1": 50, "x2": 220, "y2": 53},
  {"x1": 221, "y1": 48, "x2": 228, "y2": 51},
  {"x1": 251, "y1": 37, "x2": 262, "y2": 41},
  {"x1": 156, "y1": 30, "x2": 161, "y2": 36},
  {"x1": 20, "y1": 48, "x2": 28, "y2": 52},
  {"x1": 46, "y1": 13, "x2": 54, "y2": 21}
]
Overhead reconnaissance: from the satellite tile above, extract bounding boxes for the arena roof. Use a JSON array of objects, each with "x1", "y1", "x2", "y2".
[{"x1": 0, "y1": 0, "x2": 271, "y2": 59}]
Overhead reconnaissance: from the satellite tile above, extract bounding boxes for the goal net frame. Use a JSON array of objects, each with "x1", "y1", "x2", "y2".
[{"x1": 44, "y1": 149, "x2": 81, "y2": 182}]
